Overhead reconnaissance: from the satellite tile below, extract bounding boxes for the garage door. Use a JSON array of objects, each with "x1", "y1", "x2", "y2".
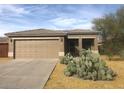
[
  {"x1": 15, "y1": 39, "x2": 60, "y2": 59},
  {"x1": 0, "y1": 43, "x2": 8, "y2": 57}
]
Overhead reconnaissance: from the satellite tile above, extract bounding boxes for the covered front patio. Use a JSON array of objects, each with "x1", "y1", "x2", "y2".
[{"x1": 66, "y1": 35, "x2": 98, "y2": 56}]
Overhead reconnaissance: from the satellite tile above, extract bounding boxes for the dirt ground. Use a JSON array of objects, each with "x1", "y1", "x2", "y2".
[{"x1": 44, "y1": 56, "x2": 124, "y2": 89}]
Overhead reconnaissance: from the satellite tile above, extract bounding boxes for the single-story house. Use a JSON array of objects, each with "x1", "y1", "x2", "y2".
[
  {"x1": 0, "y1": 37, "x2": 8, "y2": 57},
  {"x1": 5, "y1": 29, "x2": 100, "y2": 59}
]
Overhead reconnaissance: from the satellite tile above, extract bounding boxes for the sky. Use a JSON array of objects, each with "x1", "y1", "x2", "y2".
[{"x1": 0, "y1": 4, "x2": 123, "y2": 36}]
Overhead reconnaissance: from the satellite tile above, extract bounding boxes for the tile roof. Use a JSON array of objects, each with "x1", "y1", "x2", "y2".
[
  {"x1": 5, "y1": 28, "x2": 99, "y2": 37},
  {"x1": 66, "y1": 29, "x2": 99, "y2": 35},
  {"x1": 5, "y1": 29, "x2": 66, "y2": 37}
]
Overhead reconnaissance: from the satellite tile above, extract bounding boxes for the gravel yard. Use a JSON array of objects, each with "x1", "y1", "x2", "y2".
[{"x1": 44, "y1": 57, "x2": 124, "y2": 89}]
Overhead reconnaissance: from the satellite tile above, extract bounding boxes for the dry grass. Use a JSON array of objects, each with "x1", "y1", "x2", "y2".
[{"x1": 44, "y1": 56, "x2": 124, "y2": 89}]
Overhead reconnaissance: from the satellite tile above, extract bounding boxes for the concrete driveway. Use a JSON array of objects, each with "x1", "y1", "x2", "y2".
[{"x1": 0, "y1": 59, "x2": 58, "y2": 89}]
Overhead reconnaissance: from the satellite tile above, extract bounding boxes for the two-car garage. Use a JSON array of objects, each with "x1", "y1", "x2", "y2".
[
  {"x1": 14, "y1": 39, "x2": 60, "y2": 59},
  {"x1": 5, "y1": 29, "x2": 66, "y2": 59}
]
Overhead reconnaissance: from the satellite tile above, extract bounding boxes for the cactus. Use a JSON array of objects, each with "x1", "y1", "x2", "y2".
[
  {"x1": 60, "y1": 53, "x2": 74, "y2": 65},
  {"x1": 106, "y1": 74, "x2": 113, "y2": 80},
  {"x1": 99, "y1": 69, "x2": 106, "y2": 75},
  {"x1": 64, "y1": 69, "x2": 73, "y2": 76},
  {"x1": 63, "y1": 49, "x2": 117, "y2": 81},
  {"x1": 91, "y1": 70, "x2": 97, "y2": 81},
  {"x1": 65, "y1": 60, "x2": 77, "y2": 75},
  {"x1": 77, "y1": 68, "x2": 84, "y2": 78},
  {"x1": 101, "y1": 75, "x2": 107, "y2": 80}
]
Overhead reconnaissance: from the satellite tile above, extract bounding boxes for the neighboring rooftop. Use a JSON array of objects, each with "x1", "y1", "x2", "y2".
[
  {"x1": 0, "y1": 37, "x2": 8, "y2": 43},
  {"x1": 5, "y1": 28, "x2": 99, "y2": 37}
]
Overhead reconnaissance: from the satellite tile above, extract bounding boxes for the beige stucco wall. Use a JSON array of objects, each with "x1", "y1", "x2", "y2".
[
  {"x1": 8, "y1": 38, "x2": 13, "y2": 57},
  {"x1": 59, "y1": 37, "x2": 65, "y2": 57}
]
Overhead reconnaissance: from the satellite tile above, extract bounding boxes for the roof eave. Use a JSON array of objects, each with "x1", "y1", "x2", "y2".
[
  {"x1": 67, "y1": 32, "x2": 100, "y2": 35},
  {"x1": 5, "y1": 34, "x2": 67, "y2": 37}
]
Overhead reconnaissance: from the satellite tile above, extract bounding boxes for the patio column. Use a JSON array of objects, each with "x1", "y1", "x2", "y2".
[
  {"x1": 94, "y1": 38, "x2": 98, "y2": 50},
  {"x1": 59, "y1": 37, "x2": 65, "y2": 57},
  {"x1": 92, "y1": 38, "x2": 99, "y2": 54},
  {"x1": 78, "y1": 38, "x2": 82, "y2": 51}
]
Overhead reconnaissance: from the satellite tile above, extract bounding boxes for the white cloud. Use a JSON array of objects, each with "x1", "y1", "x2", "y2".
[
  {"x1": 73, "y1": 22, "x2": 93, "y2": 29},
  {"x1": 0, "y1": 28, "x2": 13, "y2": 36},
  {"x1": 49, "y1": 17, "x2": 92, "y2": 29},
  {"x1": 50, "y1": 17, "x2": 87, "y2": 25},
  {"x1": 50, "y1": 17, "x2": 77, "y2": 26},
  {"x1": 0, "y1": 5, "x2": 29, "y2": 16}
]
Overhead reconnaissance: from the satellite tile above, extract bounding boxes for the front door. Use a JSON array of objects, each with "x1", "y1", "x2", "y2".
[{"x1": 68, "y1": 39, "x2": 79, "y2": 56}]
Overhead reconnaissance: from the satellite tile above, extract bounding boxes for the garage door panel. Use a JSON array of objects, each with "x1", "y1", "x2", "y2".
[{"x1": 15, "y1": 39, "x2": 59, "y2": 59}]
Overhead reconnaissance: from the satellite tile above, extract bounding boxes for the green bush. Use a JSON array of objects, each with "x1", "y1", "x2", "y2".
[{"x1": 63, "y1": 49, "x2": 117, "y2": 81}]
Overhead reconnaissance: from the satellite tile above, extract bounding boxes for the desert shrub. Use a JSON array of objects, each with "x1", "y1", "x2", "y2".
[
  {"x1": 64, "y1": 59, "x2": 77, "y2": 76},
  {"x1": 60, "y1": 53, "x2": 74, "y2": 65},
  {"x1": 64, "y1": 49, "x2": 117, "y2": 81}
]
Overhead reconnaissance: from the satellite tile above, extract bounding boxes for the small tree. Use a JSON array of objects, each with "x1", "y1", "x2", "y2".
[{"x1": 92, "y1": 7, "x2": 124, "y2": 59}]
